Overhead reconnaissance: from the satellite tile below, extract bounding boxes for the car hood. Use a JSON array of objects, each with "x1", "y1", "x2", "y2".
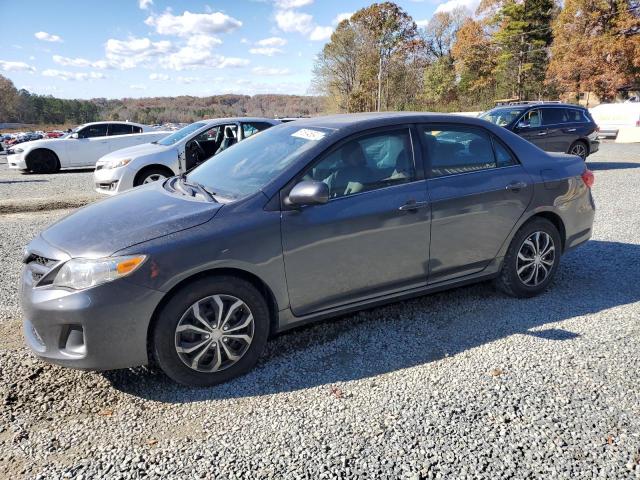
[
  {"x1": 16, "y1": 138, "x2": 59, "y2": 151},
  {"x1": 97, "y1": 142, "x2": 170, "y2": 163},
  {"x1": 40, "y1": 183, "x2": 221, "y2": 258}
]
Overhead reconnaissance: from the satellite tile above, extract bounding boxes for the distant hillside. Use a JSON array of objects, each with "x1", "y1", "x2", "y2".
[{"x1": 0, "y1": 74, "x2": 326, "y2": 126}]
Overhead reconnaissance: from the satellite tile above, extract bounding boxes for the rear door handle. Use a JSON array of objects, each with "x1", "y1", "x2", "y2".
[
  {"x1": 506, "y1": 181, "x2": 527, "y2": 191},
  {"x1": 399, "y1": 200, "x2": 429, "y2": 211}
]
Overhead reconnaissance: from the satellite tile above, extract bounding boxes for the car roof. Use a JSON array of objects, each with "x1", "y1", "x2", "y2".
[
  {"x1": 82, "y1": 121, "x2": 147, "y2": 127},
  {"x1": 289, "y1": 112, "x2": 497, "y2": 130},
  {"x1": 200, "y1": 117, "x2": 280, "y2": 124},
  {"x1": 490, "y1": 103, "x2": 587, "y2": 111}
]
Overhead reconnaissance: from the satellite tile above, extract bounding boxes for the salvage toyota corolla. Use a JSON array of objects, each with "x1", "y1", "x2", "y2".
[{"x1": 21, "y1": 113, "x2": 595, "y2": 387}]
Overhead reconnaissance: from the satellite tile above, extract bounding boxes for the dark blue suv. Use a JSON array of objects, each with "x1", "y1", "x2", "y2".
[{"x1": 480, "y1": 102, "x2": 599, "y2": 159}]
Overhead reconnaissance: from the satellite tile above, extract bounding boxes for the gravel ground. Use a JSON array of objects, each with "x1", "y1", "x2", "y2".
[{"x1": 1, "y1": 142, "x2": 639, "y2": 479}]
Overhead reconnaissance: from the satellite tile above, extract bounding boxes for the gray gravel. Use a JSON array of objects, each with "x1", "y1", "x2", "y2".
[{"x1": 1, "y1": 142, "x2": 639, "y2": 479}]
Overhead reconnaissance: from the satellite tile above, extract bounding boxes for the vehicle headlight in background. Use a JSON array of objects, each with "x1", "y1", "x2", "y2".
[
  {"x1": 10, "y1": 148, "x2": 23, "y2": 154},
  {"x1": 105, "y1": 158, "x2": 132, "y2": 169},
  {"x1": 52, "y1": 255, "x2": 146, "y2": 290}
]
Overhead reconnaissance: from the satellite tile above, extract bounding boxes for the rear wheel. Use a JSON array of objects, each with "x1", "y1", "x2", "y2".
[
  {"x1": 568, "y1": 140, "x2": 588, "y2": 160},
  {"x1": 152, "y1": 276, "x2": 270, "y2": 387},
  {"x1": 134, "y1": 167, "x2": 173, "y2": 187},
  {"x1": 26, "y1": 150, "x2": 60, "y2": 173},
  {"x1": 495, "y1": 218, "x2": 561, "y2": 298}
]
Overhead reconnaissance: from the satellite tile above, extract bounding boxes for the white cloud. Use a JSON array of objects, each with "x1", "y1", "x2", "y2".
[
  {"x1": 274, "y1": 0, "x2": 313, "y2": 8},
  {"x1": 252, "y1": 66, "x2": 291, "y2": 76},
  {"x1": 139, "y1": 0, "x2": 153, "y2": 10},
  {"x1": 187, "y1": 34, "x2": 223, "y2": 49},
  {"x1": 42, "y1": 69, "x2": 105, "y2": 81},
  {"x1": 416, "y1": 19, "x2": 430, "y2": 27},
  {"x1": 0, "y1": 60, "x2": 36, "y2": 72},
  {"x1": 434, "y1": 0, "x2": 480, "y2": 14},
  {"x1": 145, "y1": 10, "x2": 242, "y2": 37},
  {"x1": 52, "y1": 55, "x2": 109, "y2": 69},
  {"x1": 177, "y1": 76, "x2": 199, "y2": 84},
  {"x1": 249, "y1": 47, "x2": 283, "y2": 56},
  {"x1": 309, "y1": 26, "x2": 333, "y2": 41},
  {"x1": 161, "y1": 45, "x2": 249, "y2": 70},
  {"x1": 256, "y1": 36, "x2": 287, "y2": 47},
  {"x1": 218, "y1": 57, "x2": 250, "y2": 68},
  {"x1": 149, "y1": 73, "x2": 169, "y2": 80},
  {"x1": 333, "y1": 12, "x2": 353, "y2": 24},
  {"x1": 105, "y1": 37, "x2": 173, "y2": 69},
  {"x1": 34, "y1": 31, "x2": 63, "y2": 43},
  {"x1": 129, "y1": 84, "x2": 147, "y2": 90},
  {"x1": 275, "y1": 10, "x2": 314, "y2": 34}
]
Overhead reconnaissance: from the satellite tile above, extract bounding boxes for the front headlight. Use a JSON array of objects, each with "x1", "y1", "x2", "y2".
[
  {"x1": 11, "y1": 148, "x2": 24, "y2": 154},
  {"x1": 105, "y1": 158, "x2": 132, "y2": 169},
  {"x1": 52, "y1": 255, "x2": 146, "y2": 290}
]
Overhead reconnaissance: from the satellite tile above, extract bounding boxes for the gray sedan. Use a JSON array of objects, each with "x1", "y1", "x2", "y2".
[{"x1": 21, "y1": 113, "x2": 595, "y2": 386}]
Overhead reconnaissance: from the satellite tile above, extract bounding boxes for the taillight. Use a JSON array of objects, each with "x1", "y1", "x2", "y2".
[
  {"x1": 636, "y1": 117, "x2": 640, "y2": 127},
  {"x1": 581, "y1": 169, "x2": 594, "y2": 188}
]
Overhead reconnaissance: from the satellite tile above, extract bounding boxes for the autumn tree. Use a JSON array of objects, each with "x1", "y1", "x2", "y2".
[{"x1": 546, "y1": 0, "x2": 640, "y2": 103}]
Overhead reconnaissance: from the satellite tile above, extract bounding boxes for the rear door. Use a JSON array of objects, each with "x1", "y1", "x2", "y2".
[
  {"x1": 541, "y1": 107, "x2": 572, "y2": 152},
  {"x1": 420, "y1": 124, "x2": 533, "y2": 283},
  {"x1": 281, "y1": 126, "x2": 431, "y2": 315},
  {"x1": 514, "y1": 109, "x2": 548, "y2": 149}
]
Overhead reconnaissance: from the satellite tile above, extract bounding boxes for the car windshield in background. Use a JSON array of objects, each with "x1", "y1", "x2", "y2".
[
  {"x1": 187, "y1": 125, "x2": 333, "y2": 200},
  {"x1": 157, "y1": 122, "x2": 207, "y2": 146},
  {"x1": 480, "y1": 108, "x2": 526, "y2": 126}
]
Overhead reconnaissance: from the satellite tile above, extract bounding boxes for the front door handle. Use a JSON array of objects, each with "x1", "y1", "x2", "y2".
[
  {"x1": 536, "y1": 131, "x2": 547, "y2": 136},
  {"x1": 399, "y1": 200, "x2": 429, "y2": 211},
  {"x1": 506, "y1": 181, "x2": 527, "y2": 192},
  {"x1": 564, "y1": 128, "x2": 577, "y2": 132}
]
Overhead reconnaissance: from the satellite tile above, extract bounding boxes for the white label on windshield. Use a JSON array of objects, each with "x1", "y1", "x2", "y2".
[{"x1": 291, "y1": 128, "x2": 325, "y2": 141}]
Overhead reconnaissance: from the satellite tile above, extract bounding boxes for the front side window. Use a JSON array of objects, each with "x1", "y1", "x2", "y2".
[
  {"x1": 108, "y1": 123, "x2": 134, "y2": 136},
  {"x1": 542, "y1": 108, "x2": 567, "y2": 125},
  {"x1": 519, "y1": 109, "x2": 542, "y2": 128},
  {"x1": 303, "y1": 129, "x2": 415, "y2": 199},
  {"x1": 78, "y1": 124, "x2": 108, "y2": 138},
  {"x1": 421, "y1": 126, "x2": 497, "y2": 177}
]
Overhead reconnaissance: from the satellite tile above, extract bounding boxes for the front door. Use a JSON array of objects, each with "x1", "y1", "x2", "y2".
[
  {"x1": 419, "y1": 124, "x2": 533, "y2": 283},
  {"x1": 68, "y1": 123, "x2": 110, "y2": 166},
  {"x1": 281, "y1": 127, "x2": 431, "y2": 316},
  {"x1": 515, "y1": 109, "x2": 548, "y2": 150}
]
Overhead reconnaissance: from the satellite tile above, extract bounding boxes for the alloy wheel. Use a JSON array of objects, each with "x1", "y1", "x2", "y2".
[
  {"x1": 570, "y1": 143, "x2": 587, "y2": 159},
  {"x1": 174, "y1": 294, "x2": 255, "y2": 372},
  {"x1": 516, "y1": 231, "x2": 555, "y2": 287},
  {"x1": 143, "y1": 173, "x2": 166, "y2": 184}
]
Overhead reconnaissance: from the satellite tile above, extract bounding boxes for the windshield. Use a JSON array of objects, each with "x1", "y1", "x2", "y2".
[
  {"x1": 187, "y1": 124, "x2": 333, "y2": 200},
  {"x1": 480, "y1": 108, "x2": 526, "y2": 127},
  {"x1": 157, "y1": 121, "x2": 207, "y2": 146}
]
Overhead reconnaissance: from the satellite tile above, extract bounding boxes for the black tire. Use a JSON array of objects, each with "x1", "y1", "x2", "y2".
[
  {"x1": 568, "y1": 140, "x2": 588, "y2": 160},
  {"x1": 495, "y1": 217, "x2": 561, "y2": 298},
  {"x1": 152, "y1": 276, "x2": 270, "y2": 387},
  {"x1": 133, "y1": 167, "x2": 173, "y2": 187},
  {"x1": 27, "y1": 149, "x2": 60, "y2": 173}
]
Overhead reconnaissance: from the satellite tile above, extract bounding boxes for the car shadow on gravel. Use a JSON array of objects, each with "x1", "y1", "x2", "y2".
[
  {"x1": 103, "y1": 239, "x2": 640, "y2": 403},
  {"x1": 587, "y1": 162, "x2": 640, "y2": 171}
]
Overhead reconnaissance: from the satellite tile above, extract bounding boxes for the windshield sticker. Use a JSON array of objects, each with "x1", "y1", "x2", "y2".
[{"x1": 291, "y1": 128, "x2": 326, "y2": 141}]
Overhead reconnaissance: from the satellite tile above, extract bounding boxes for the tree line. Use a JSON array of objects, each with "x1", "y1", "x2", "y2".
[
  {"x1": 313, "y1": 0, "x2": 640, "y2": 113},
  {"x1": 0, "y1": 74, "x2": 325, "y2": 127}
]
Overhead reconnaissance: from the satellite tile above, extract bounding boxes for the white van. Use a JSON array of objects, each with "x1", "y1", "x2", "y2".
[{"x1": 589, "y1": 102, "x2": 640, "y2": 138}]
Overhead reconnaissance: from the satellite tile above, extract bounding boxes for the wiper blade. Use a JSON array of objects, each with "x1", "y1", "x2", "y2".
[{"x1": 178, "y1": 174, "x2": 218, "y2": 203}]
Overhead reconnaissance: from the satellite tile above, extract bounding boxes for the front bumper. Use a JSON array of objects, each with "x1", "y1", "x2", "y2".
[
  {"x1": 21, "y1": 261, "x2": 164, "y2": 370},
  {"x1": 7, "y1": 153, "x2": 27, "y2": 170},
  {"x1": 93, "y1": 164, "x2": 135, "y2": 195}
]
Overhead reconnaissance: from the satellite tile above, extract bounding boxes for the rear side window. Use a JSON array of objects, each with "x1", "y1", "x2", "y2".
[
  {"x1": 132, "y1": 125, "x2": 143, "y2": 133},
  {"x1": 492, "y1": 137, "x2": 518, "y2": 168},
  {"x1": 421, "y1": 126, "x2": 497, "y2": 177},
  {"x1": 542, "y1": 108, "x2": 567, "y2": 125},
  {"x1": 242, "y1": 122, "x2": 271, "y2": 139},
  {"x1": 565, "y1": 109, "x2": 588, "y2": 123},
  {"x1": 108, "y1": 123, "x2": 134, "y2": 136}
]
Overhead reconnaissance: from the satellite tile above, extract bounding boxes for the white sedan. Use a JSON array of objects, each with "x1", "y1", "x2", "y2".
[
  {"x1": 7, "y1": 121, "x2": 170, "y2": 173},
  {"x1": 93, "y1": 117, "x2": 279, "y2": 194}
]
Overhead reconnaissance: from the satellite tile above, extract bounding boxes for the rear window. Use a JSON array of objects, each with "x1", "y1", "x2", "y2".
[
  {"x1": 542, "y1": 108, "x2": 567, "y2": 125},
  {"x1": 109, "y1": 124, "x2": 134, "y2": 136}
]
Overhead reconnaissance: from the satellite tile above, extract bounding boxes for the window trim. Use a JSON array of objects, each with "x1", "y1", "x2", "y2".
[
  {"x1": 418, "y1": 123, "x2": 520, "y2": 180},
  {"x1": 280, "y1": 124, "x2": 423, "y2": 209}
]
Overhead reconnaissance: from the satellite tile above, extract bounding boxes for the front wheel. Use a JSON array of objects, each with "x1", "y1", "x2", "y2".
[
  {"x1": 152, "y1": 276, "x2": 270, "y2": 387},
  {"x1": 134, "y1": 168, "x2": 172, "y2": 187},
  {"x1": 495, "y1": 218, "x2": 561, "y2": 298}
]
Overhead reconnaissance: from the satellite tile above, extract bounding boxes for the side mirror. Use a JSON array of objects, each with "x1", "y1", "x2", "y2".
[
  {"x1": 288, "y1": 181, "x2": 329, "y2": 207},
  {"x1": 516, "y1": 122, "x2": 528, "y2": 130},
  {"x1": 69, "y1": 132, "x2": 79, "y2": 139}
]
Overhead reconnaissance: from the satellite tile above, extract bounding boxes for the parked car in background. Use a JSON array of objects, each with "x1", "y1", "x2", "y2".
[
  {"x1": 589, "y1": 102, "x2": 640, "y2": 138},
  {"x1": 7, "y1": 122, "x2": 170, "y2": 173},
  {"x1": 480, "y1": 102, "x2": 599, "y2": 159},
  {"x1": 22, "y1": 113, "x2": 595, "y2": 386},
  {"x1": 94, "y1": 117, "x2": 279, "y2": 194}
]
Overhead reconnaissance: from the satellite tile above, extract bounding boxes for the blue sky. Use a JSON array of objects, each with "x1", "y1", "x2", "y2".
[{"x1": 0, "y1": 0, "x2": 476, "y2": 99}]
